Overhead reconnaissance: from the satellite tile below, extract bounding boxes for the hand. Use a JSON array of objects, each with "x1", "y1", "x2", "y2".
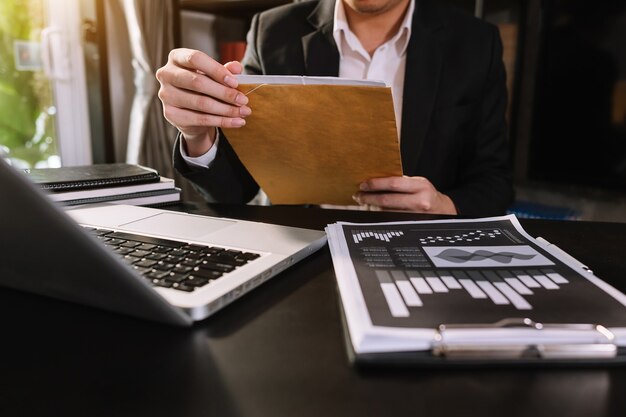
[
  {"x1": 352, "y1": 176, "x2": 458, "y2": 215},
  {"x1": 155, "y1": 48, "x2": 251, "y2": 156}
]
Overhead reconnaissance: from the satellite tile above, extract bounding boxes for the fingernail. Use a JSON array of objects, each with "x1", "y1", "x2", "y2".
[
  {"x1": 352, "y1": 194, "x2": 361, "y2": 204},
  {"x1": 239, "y1": 106, "x2": 251, "y2": 116},
  {"x1": 224, "y1": 75, "x2": 238, "y2": 88},
  {"x1": 235, "y1": 93, "x2": 249, "y2": 105},
  {"x1": 359, "y1": 183, "x2": 369, "y2": 191},
  {"x1": 232, "y1": 118, "x2": 246, "y2": 127}
]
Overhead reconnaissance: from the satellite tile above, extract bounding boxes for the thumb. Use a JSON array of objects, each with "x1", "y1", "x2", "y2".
[{"x1": 224, "y1": 61, "x2": 243, "y2": 74}]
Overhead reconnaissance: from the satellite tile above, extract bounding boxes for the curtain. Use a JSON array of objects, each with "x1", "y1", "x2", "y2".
[
  {"x1": 118, "y1": 0, "x2": 204, "y2": 202},
  {"x1": 122, "y1": 0, "x2": 175, "y2": 171}
]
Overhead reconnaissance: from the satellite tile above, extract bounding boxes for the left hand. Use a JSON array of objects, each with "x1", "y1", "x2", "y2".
[{"x1": 352, "y1": 176, "x2": 458, "y2": 215}]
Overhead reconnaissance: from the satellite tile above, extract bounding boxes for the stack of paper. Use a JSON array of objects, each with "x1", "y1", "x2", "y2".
[{"x1": 326, "y1": 215, "x2": 626, "y2": 363}]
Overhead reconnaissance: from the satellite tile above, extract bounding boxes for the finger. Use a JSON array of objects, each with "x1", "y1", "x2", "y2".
[
  {"x1": 162, "y1": 104, "x2": 246, "y2": 130},
  {"x1": 354, "y1": 191, "x2": 438, "y2": 212},
  {"x1": 360, "y1": 176, "x2": 428, "y2": 194},
  {"x1": 159, "y1": 85, "x2": 251, "y2": 119},
  {"x1": 168, "y1": 48, "x2": 238, "y2": 88},
  {"x1": 224, "y1": 61, "x2": 243, "y2": 74},
  {"x1": 161, "y1": 66, "x2": 248, "y2": 107}
]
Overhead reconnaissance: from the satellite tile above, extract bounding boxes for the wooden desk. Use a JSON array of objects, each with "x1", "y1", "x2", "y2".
[{"x1": 1, "y1": 204, "x2": 626, "y2": 417}]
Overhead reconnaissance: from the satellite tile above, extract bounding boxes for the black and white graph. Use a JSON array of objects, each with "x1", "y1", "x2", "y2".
[
  {"x1": 334, "y1": 217, "x2": 626, "y2": 329},
  {"x1": 423, "y1": 245, "x2": 554, "y2": 268}
]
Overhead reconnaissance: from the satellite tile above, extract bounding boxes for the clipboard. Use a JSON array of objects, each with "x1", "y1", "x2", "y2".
[
  {"x1": 222, "y1": 75, "x2": 403, "y2": 205},
  {"x1": 327, "y1": 215, "x2": 626, "y2": 367},
  {"x1": 339, "y1": 306, "x2": 626, "y2": 367}
]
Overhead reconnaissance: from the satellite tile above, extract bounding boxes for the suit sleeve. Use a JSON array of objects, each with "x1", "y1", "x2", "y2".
[
  {"x1": 446, "y1": 25, "x2": 514, "y2": 216},
  {"x1": 172, "y1": 14, "x2": 265, "y2": 203}
]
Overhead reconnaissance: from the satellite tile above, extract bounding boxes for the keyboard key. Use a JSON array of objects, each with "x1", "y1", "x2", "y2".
[
  {"x1": 198, "y1": 261, "x2": 236, "y2": 273},
  {"x1": 114, "y1": 247, "x2": 135, "y2": 256},
  {"x1": 146, "y1": 270, "x2": 170, "y2": 280},
  {"x1": 132, "y1": 266, "x2": 153, "y2": 275},
  {"x1": 172, "y1": 283, "x2": 195, "y2": 292},
  {"x1": 204, "y1": 247, "x2": 226, "y2": 255},
  {"x1": 129, "y1": 249, "x2": 151, "y2": 258},
  {"x1": 184, "y1": 277, "x2": 209, "y2": 287},
  {"x1": 93, "y1": 229, "x2": 113, "y2": 237},
  {"x1": 152, "y1": 246, "x2": 173, "y2": 254},
  {"x1": 108, "y1": 231, "x2": 185, "y2": 248},
  {"x1": 238, "y1": 252, "x2": 261, "y2": 261},
  {"x1": 212, "y1": 255, "x2": 247, "y2": 266},
  {"x1": 154, "y1": 261, "x2": 176, "y2": 271},
  {"x1": 133, "y1": 259, "x2": 158, "y2": 268},
  {"x1": 180, "y1": 258, "x2": 203, "y2": 267},
  {"x1": 166, "y1": 272, "x2": 188, "y2": 283},
  {"x1": 120, "y1": 241, "x2": 142, "y2": 248},
  {"x1": 136, "y1": 243, "x2": 157, "y2": 251},
  {"x1": 182, "y1": 244, "x2": 207, "y2": 252},
  {"x1": 153, "y1": 279, "x2": 173, "y2": 288},
  {"x1": 189, "y1": 269, "x2": 223, "y2": 280},
  {"x1": 170, "y1": 248, "x2": 190, "y2": 257},
  {"x1": 184, "y1": 251, "x2": 205, "y2": 260},
  {"x1": 165, "y1": 255, "x2": 185, "y2": 263},
  {"x1": 145, "y1": 253, "x2": 168, "y2": 261},
  {"x1": 173, "y1": 266, "x2": 193, "y2": 274}
]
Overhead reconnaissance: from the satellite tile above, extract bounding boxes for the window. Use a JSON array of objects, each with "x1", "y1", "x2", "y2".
[{"x1": 0, "y1": 0, "x2": 92, "y2": 168}]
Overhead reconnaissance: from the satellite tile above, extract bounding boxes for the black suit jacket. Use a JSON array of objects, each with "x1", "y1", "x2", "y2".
[{"x1": 174, "y1": 0, "x2": 514, "y2": 216}]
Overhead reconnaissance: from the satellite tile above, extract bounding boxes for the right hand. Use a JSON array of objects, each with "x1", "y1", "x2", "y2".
[{"x1": 156, "y1": 48, "x2": 251, "y2": 157}]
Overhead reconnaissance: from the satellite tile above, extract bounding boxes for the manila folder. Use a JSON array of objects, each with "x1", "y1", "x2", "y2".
[{"x1": 222, "y1": 81, "x2": 402, "y2": 205}]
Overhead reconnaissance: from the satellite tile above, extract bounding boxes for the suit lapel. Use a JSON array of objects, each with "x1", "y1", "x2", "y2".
[
  {"x1": 302, "y1": 0, "x2": 339, "y2": 76},
  {"x1": 400, "y1": 0, "x2": 445, "y2": 174},
  {"x1": 298, "y1": 0, "x2": 445, "y2": 172}
]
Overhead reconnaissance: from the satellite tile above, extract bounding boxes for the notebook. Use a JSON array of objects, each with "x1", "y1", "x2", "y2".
[
  {"x1": 0, "y1": 159, "x2": 326, "y2": 326},
  {"x1": 24, "y1": 163, "x2": 160, "y2": 191}
]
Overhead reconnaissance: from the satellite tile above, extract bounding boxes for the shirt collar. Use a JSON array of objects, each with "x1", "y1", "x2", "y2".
[{"x1": 332, "y1": 0, "x2": 415, "y2": 58}]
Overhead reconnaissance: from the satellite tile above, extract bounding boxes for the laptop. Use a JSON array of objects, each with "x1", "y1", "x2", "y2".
[{"x1": 0, "y1": 159, "x2": 327, "y2": 326}]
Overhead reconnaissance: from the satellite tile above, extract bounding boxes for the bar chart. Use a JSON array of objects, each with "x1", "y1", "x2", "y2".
[
  {"x1": 337, "y1": 218, "x2": 626, "y2": 328},
  {"x1": 376, "y1": 267, "x2": 570, "y2": 317}
]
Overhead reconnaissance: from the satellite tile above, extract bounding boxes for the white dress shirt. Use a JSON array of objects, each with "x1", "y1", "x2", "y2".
[
  {"x1": 333, "y1": 0, "x2": 413, "y2": 136},
  {"x1": 181, "y1": 0, "x2": 415, "y2": 204}
]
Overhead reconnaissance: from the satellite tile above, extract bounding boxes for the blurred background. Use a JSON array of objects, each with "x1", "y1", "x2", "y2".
[{"x1": 0, "y1": 0, "x2": 624, "y2": 221}]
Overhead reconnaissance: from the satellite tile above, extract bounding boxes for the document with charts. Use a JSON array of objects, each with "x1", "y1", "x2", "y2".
[{"x1": 326, "y1": 215, "x2": 626, "y2": 360}]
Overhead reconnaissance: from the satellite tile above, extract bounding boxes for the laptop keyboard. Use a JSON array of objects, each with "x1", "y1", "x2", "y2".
[{"x1": 84, "y1": 227, "x2": 261, "y2": 292}]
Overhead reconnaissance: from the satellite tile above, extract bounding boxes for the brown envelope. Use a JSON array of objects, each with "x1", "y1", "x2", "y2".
[{"x1": 223, "y1": 83, "x2": 402, "y2": 205}]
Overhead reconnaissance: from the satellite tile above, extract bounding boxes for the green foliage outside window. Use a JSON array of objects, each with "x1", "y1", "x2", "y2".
[{"x1": 0, "y1": 0, "x2": 58, "y2": 168}]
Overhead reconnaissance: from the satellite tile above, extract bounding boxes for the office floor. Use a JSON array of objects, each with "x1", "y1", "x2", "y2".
[{"x1": 514, "y1": 183, "x2": 626, "y2": 223}]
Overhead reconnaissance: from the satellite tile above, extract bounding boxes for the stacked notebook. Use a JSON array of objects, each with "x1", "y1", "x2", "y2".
[{"x1": 24, "y1": 163, "x2": 181, "y2": 207}]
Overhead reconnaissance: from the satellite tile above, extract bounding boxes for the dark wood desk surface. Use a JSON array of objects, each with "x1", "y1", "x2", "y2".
[{"x1": 2, "y1": 204, "x2": 626, "y2": 417}]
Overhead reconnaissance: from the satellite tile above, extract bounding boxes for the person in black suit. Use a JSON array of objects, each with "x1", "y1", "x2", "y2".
[{"x1": 156, "y1": 0, "x2": 514, "y2": 216}]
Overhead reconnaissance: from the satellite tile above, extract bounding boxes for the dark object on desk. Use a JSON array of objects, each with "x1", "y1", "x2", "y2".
[
  {"x1": 328, "y1": 216, "x2": 626, "y2": 366},
  {"x1": 24, "y1": 162, "x2": 160, "y2": 191},
  {"x1": 3, "y1": 202, "x2": 626, "y2": 417},
  {"x1": 0, "y1": 158, "x2": 326, "y2": 326}
]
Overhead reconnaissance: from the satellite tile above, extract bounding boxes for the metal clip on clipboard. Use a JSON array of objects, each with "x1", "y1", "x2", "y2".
[{"x1": 432, "y1": 318, "x2": 617, "y2": 360}]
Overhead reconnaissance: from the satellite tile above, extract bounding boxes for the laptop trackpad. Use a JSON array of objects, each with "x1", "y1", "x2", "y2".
[{"x1": 121, "y1": 213, "x2": 235, "y2": 240}]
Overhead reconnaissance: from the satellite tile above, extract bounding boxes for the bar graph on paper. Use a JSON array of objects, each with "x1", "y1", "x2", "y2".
[{"x1": 341, "y1": 220, "x2": 620, "y2": 328}]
